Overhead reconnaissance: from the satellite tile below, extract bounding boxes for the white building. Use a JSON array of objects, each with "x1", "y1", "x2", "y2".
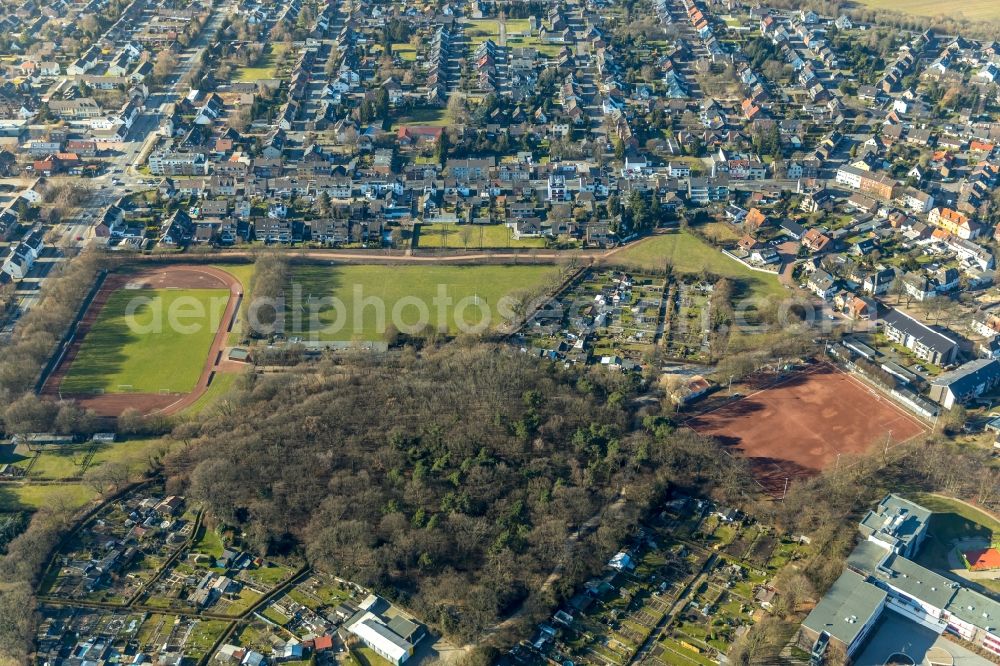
[
  {"x1": 547, "y1": 174, "x2": 568, "y2": 201},
  {"x1": 347, "y1": 615, "x2": 414, "y2": 665},
  {"x1": 1, "y1": 229, "x2": 44, "y2": 280}
]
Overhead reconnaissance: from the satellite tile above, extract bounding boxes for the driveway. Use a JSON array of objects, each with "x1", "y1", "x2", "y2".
[{"x1": 776, "y1": 240, "x2": 800, "y2": 287}]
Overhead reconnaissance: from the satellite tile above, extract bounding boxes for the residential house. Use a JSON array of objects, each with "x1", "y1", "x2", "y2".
[
  {"x1": 801, "y1": 228, "x2": 831, "y2": 253},
  {"x1": 863, "y1": 268, "x2": 895, "y2": 295},
  {"x1": 929, "y1": 359, "x2": 1000, "y2": 409},
  {"x1": 928, "y1": 207, "x2": 981, "y2": 239},
  {"x1": 807, "y1": 269, "x2": 837, "y2": 299},
  {"x1": 881, "y1": 308, "x2": 959, "y2": 366}
]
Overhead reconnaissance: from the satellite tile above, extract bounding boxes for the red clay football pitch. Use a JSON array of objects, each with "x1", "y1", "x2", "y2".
[{"x1": 685, "y1": 363, "x2": 928, "y2": 492}]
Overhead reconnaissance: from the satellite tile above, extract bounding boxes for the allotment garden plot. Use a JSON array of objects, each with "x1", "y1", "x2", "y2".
[
  {"x1": 663, "y1": 279, "x2": 716, "y2": 361},
  {"x1": 39, "y1": 486, "x2": 300, "y2": 618},
  {"x1": 519, "y1": 269, "x2": 667, "y2": 368},
  {"x1": 543, "y1": 497, "x2": 812, "y2": 666}
]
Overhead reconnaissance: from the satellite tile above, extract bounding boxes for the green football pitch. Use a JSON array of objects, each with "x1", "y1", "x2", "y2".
[
  {"x1": 61, "y1": 288, "x2": 229, "y2": 394},
  {"x1": 286, "y1": 264, "x2": 560, "y2": 340}
]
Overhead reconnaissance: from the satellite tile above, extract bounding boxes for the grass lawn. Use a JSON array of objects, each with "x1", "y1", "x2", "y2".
[
  {"x1": 235, "y1": 43, "x2": 287, "y2": 81},
  {"x1": 192, "y1": 525, "x2": 225, "y2": 560},
  {"x1": 907, "y1": 494, "x2": 1000, "y2": 537},
  {"x1": 224, "y1": 588, "x2": 263, "y2": 616},
  {"x1": 214, "y1": 263, "x2": 254, "y2": 291},
  {"x1": 27, "y1": 445, "x2": 93, "y2": 480},
  {"x1": 464, "y1": 19, "x2": 500, "y2": 46},
  {"x1": 185, "y1": 372, "x2": 240, "y2": 416},
  {"x1": 186, "y1": 620, "x2": 231, "y2": 659},
  {"x1": 62, "y1": 289, "x2": 229, "y2": 394},
  {"x1": 354, "y1": 647, "x2": 394, "y2": 666},
  {"x1": 392, "y1": 43, "x2": 416, "y2": 61},
  {"x1": 852, "y1": 0, "x2": 1000, "y2": 21},
  {"x1": 243, "y1": 562, "x2": 295, "y2": 587},
  {"x1": 390, "y1": 106, "x2": 452, "y2": 129},
  {"x1": 287, "y1": 264, "x2": 561, "y2": 340},
  {"x1": 611, "y1": 231, "x2": 785, "y2": 300},
  {"x1": 504, "y1": 18, "x2": 531, "y2": 33},
  {"x1": 701, "y1": 221, "x2": 741, "y2": 243},
  {"x1": 89, "y1": 437, "x2": 177, "y2": 471},
  {"x1": 417, "y1": 223, "x2": 547, "y2": 249},
  {"x1": 0, "y1": 483, "x2": 96, "y2": 512},
  {"x1": 504, "y1": 36, "x2": 564, "y2": 57},
  {"x1": 262, "y1": 606, "x2": 290, "y2": 625}
]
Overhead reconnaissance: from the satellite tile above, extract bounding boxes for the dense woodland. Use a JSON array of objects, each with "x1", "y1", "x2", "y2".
[
  {"x1": 167, "y1": 346, "x2": 754, "y2": 642},
  {"x1": 164, "y1": 343, "x2": 998, "y2": 658}
]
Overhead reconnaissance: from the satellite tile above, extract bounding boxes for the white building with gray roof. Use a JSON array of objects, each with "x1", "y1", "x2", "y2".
[{"x1": 801, "y1": 495, "x2": 1000, "y2": 662}]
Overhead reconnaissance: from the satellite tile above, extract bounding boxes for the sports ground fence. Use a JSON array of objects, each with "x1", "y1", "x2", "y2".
[
  {"x1": 34, "y1": 269, "x2": 109, "y2": 395},
  {"x1": 827, "y1": 343, "x2": 939, "y2": 420}
]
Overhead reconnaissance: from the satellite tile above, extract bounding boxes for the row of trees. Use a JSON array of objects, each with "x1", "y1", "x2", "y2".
[
  {"x1": 0, "y1": 250, "x2": 109, "y2": 407},
  {"x1": 240, "y1": 253, "x2": 289, "y2": 340}
]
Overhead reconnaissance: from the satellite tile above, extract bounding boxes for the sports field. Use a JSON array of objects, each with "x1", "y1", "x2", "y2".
[
  {"x1": 61, "y1": 288, "x2": 228, "y2": 394},
  {"x1": 853, "y1": 0, "x2": 1000, "y2": 21},
  {"x1": 685, "y1": 364, "x2": 928, "y2": 493},
  {"x1": 44, "y1": 266, "x2": 242, "y2": 417},
  {"x1": 287, "y1": 264, "x2": 560, "y2": 340},
  {"x1": 417, "y1": 223, "x2": 548, "y2": 249}
]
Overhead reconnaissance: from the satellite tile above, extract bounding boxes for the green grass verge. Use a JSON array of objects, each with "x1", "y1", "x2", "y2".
[
  {"x1": 286, "y1": 264, "x2": 561, "y2": 341},
  {"x1": 184, "y1": 372, "x2": 240, "y2": 417},
  {"x1": 62, "y1": 288, "x2": 228, "y2": 394},
  {"x1": 212, "y1": 263, "x2": 254, "y2": 345},
  {"x1": 354, "y1": 647, "x2": 394, "y2": 666}
]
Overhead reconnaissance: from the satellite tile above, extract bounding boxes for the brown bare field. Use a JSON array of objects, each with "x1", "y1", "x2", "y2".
[{"x1": 685, "y1": 364, "x2": 928, "y2": 493}]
